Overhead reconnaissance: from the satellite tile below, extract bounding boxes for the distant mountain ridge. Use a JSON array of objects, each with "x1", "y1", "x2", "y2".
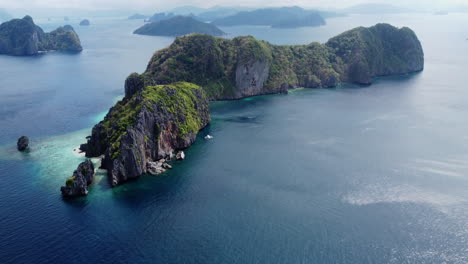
[
  {"x1": 134, "y1": 16, "x2": 225, "y2": 37},
  {"x1": 145, "y1": 12, "x2": 176, "y2": 22},
  {"x1": 128, "y1": 13, "x2": 148, "y2": 20},
  {"x1": 344, "y1": 3, "x2": 413, "y2": 14},
  {"x1": 211, "y1": 6, "x2": 326, "y2": 28}
]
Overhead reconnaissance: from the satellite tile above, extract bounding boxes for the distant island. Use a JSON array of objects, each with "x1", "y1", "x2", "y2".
[
  {"x1": 0, "y1": 16, "x2": 82, "y2": 56},
  {"x1": 67, "y1": 23, "x2": 424, "y2": 196},
  {"x1": 134, "y1": 16, "x2": 225, "y2": 37},
  {"x1": 211, "y1": 6, "x2": 326, "y2": 28},
  {"x1": 128, "y1": 13, "x2": 148, "y2": 20},
  {"x1": 344, "y1": 3, "x2": 412, "y2": 14},
  {"x1": 195, "y1": 7, "x2": 251, "y2": 22},
  {"x1": 272, "y1": 13, "x2": 326, "y2": 28},
  {"x1": 145, "y1": 12, "x2": 176, "y2": 22},
  {"x1": 79, "y1": 19, "x2": 90, "y2": 26}
]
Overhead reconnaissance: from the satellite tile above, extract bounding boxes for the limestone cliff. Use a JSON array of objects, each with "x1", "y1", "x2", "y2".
[
  {"x1": 82, "y1": 82, "x2": 210, "y2": 186},
  {"x1": 0, "y1": 16, "x2": 82, "y2": 56}
]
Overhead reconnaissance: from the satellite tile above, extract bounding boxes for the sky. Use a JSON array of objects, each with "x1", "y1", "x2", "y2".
[{"x1": 0, "y1": 0, "x2": 466, "y2": 11}]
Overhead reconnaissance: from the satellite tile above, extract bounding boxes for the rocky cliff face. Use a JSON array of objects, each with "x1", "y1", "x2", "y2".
[
  {"x1": 0, "y1": 16, "x2": 82, "y2": 56},
  {"x1": 234, "y1": 60, "x2": 271, "y2": 98},
  {"x1": 82, "y1": 82, "x2": 210, "y2": 186},
  {"x1": 61, "y1": 159, "x2": 95, "y2": 197},
  {"x1": 131, "y1": 23, "x2": 422, "y2": 101}
]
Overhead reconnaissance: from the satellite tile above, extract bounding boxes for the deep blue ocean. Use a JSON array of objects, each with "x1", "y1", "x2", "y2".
[{"x1": 0, "y1": 14, "x2": 467, "y2": 263}]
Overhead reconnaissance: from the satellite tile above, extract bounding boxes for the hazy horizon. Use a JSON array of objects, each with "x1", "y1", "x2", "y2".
[{"x1": 1, "y1": 0, "x2": 467, "y2": 12}]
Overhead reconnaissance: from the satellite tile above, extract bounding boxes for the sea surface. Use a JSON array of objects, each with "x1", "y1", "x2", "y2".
[{"x1": 0, "y1": 14, "x2": 467, "y2": 263}]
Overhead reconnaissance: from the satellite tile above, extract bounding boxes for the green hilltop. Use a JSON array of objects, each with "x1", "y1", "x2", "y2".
[{"x1": 127, "y1": 23, "x2": 423, "y2": 100}]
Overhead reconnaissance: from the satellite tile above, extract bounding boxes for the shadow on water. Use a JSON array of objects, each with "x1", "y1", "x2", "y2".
[
  {"x1": 339, "y1": 71, "x2": 423, "y2": 90},
  {"x1": 222, "y1": 115, "x2": 261, "y2": 124},
  {"x1": 99, "y1": 130, "x2": 214, "y2": 207},
  {"x1": 62, "y1": 195, "x2": 89, "y2": 208}
]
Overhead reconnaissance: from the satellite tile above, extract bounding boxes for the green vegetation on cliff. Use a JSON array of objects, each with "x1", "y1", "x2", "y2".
[
  {"x1": 92, "y1": 82, "x2": 209, "y2": 159},
  {"x1": 134, "y1": 16, "x2": 225, "y2": 37},
  {"x1": 127, "y1": 23, "x2": 423, "y2": 100},
  {"x1": 326, "y1": 23, "x2": 424, "y2": 84},
  {"x1": 40, "y1": 25, "x2": 83, "y2": 51},
  {"x1": 65, "y1": 176, "x2": 75, "y2": 188},
  {"x1": 133, "y1": 34, "x2": 340, "y2": 100}
]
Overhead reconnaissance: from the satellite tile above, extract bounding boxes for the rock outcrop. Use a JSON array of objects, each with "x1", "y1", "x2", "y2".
[
  {"x1": 79, "y1": 19, "x2": 90, "y2": 26},
  {"x1": 81, "y1": 82, "x2": 210, "y2": 186},
  {"x1": 60, "y1": 159, "x2": 95, "y2": 197},
  {"x1": 0, "y1": 16, "x2": 82, "y2": 56},
  {"x1": 133, "y1": 16, "x2": 225, "y2": 37},
  {"x1": 17, "y1": 136, "x2": 29, "y2": 151}
]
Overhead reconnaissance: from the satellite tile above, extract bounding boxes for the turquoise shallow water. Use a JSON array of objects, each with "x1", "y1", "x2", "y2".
[{"x1": 0, "y1": 14, "x2": 467, "y2": 263}]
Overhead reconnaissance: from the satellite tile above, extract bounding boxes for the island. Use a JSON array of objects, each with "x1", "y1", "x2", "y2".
[
  {"x1": 145, "y1": 12, "x2": 175, "y2": 23},
  {"x1": 343, "y1": 3, "x2": 412, "y2": 14},
  {"x1": 69, "y1": 23, "x2": 424, "y2": 195},
  {"x1": 128, "y1": 13, "x2": 148, "y2": 20},
  {"x1": 272, "y1": 13, "x2": 326, "y2": 28},
  {"x1": 196, "y1": 7, "x2": 249, "y2": 22},
  {"x1": 79, "y1": 19, "x2": 90, "y2": 26},
  {"x1": 134, "y1": 16, "x2": 225, "y2": 37},
  {"x1": 0, "y1": 16, "x2": 83, "y2": 56},
  {"x1": 211, "y1": 6, "x2": 326, "y2": 28}
]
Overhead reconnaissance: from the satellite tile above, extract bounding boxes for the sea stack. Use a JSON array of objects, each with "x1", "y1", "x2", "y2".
[
  {"x1": 60, "y1": 159, "x2": 95, "y2": 197},
  {"x1": 17, "y1": 136, "x2": 29, "y2": 151}
]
